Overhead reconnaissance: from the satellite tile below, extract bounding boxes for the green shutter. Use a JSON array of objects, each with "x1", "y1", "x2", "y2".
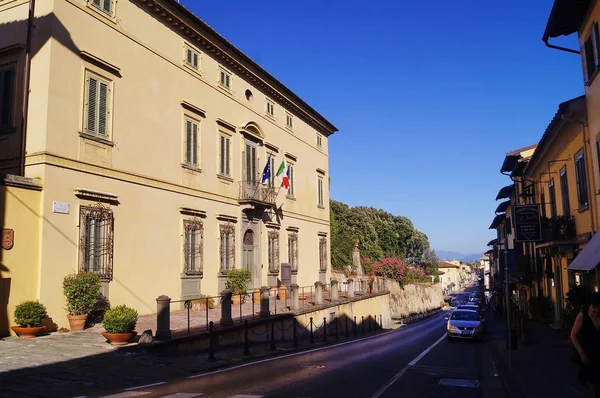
[
  {"x1": 192, "y1": 123, "x2": 198, "y2": 165},
  {"x1": 87, "y1": 77, "x2": 98, "y2": 133},
  {"x1": 98, "y1": 81, "x2": 108, "y2": 136},
  {"x1": 185, "y1": 121, "x2": 192, "y2": 163}
]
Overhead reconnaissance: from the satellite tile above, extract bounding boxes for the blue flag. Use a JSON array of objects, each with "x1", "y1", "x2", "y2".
[{"x1": 261, "y1": 155, "x2": 271, "y2": 184}]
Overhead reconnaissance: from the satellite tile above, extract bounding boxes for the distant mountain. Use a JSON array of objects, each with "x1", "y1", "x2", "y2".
[{"x1": 436, "y1": 250, "x2": 481, "y2": 263}]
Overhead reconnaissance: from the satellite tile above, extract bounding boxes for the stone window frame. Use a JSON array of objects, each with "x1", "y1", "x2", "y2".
[
  {"x1": 183, "y1": 218, "x2": 204, "y2": 276},
  {"x1": 220, "y1": 223, "x2": 236, "y2": 273},
  {"x1": 319, "y1": 237, "x2": 327, "y2": 272},
  {"x1": 268, "y1": 230, "x2": 280, "y2": 274},
  {"x1": 288, "y1": 232, "x2": 298, "y2": 273},
  {"x1": 79, "y1": 203, "x2": 114, "y2": 281}
]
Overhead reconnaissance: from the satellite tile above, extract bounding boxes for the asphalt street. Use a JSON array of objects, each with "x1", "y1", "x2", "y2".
[{"x1": 90, "y1": 283, "x2": 503, "y2": 398}]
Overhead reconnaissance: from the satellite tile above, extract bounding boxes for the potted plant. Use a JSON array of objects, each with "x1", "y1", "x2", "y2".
[
  {"x1": 11, "y1": 300, "x2": 48, "y2": 338},
  {"x1": 225, "y1": 269, "x2": 252, "y2": 305},
  {"x1": 101, "y1": 304, "x2": 138, "y2": 345},
  {"x1": 63, "y1": 272, "x2": 101, "y2": 331}
]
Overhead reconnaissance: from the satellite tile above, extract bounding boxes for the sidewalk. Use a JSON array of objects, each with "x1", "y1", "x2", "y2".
[{"x1": 486, "y1": 310, "x2": 589, "y2": 398}]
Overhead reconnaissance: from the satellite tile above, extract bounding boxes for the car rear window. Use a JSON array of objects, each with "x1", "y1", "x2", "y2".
[{"x1": 450, "y1": 311, "x2": 479, "y2": 321}]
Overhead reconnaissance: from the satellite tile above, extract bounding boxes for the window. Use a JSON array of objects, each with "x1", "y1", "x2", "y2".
[
  {"x1": 286, "y1": 113, "x2": 293, "y2": 129},
  {"x1": 575, "y1": 151, "x2": 589, "y2": 208},
  {"x1": 267, "y1": 155, "x2": 276, "y2": 188},
  {"x1": 184, "y1": 119, "x2": 199, "y2": 167},
  {"x1": 319, "y1": 237, "x2": 327, "y2": 272},
  {"x1": 582, "y1": 22, "x2": 600, "y2": 83},
  {"x1": 0, "y1": 64, "x2": 15, "y2": 131},
  {"x1": 287, "y1": 163, "x2": 295, "y2": 197},
  {"x1": 219, "y1": 68, "x2": 231, "y2": 89},
  {"x1": 288, "y1": 232, "x2": 298, "y2": 272},
  {"x1": 560, "y1": 167, "x2": 570, "y2": 216},
  {"x1": 317, "y1": 175, "x2": 324, "y2": 207},
  {"x1": 549, "y1": 178, "x2": 557, "y2": 218},
  {"x1": 266, "y1": 99, "x2": 274, "y2": 117},
  {"x1": 219, "y1": 134, "x2": 231, "y2": 177},
  {"x1": 184, "y1": 45, "x2": 200, "y2": 70},
  {"x1": 268, "y1": 230, "x2": 279, "y2": 274},
  {"x1": 316, "y1": 134, "x2": 322, "y2": 148},
  {"x1": 91, "y1": 0, "x2": 113, "y2": 15},
  {"x1": 183, "y1": 220, "x2": 203, "y2": 276},
  {"x1": 220, "y1": 224, "x2": 235, "y2": 272},
  {"x1": 79, "y1": 204, "x2": 114, "y2": 281},
  {"x1": 84, "y1": 73, "x2": 111, "y2": 138},
  {"x1": 540, "y1": 189, "x2": 546, "y2": 218},
  {"x1": 244, "y1": 142, "x2": 257, "y2": 182}
]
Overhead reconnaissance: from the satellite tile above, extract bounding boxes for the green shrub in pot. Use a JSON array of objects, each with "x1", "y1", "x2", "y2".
[
  {"x1": 225, "y1": 269, "x2": 252, "y2": 295},
  {"x1": 102, "y1": 305, "x2": 138, "y2": 334},
  {"x1": 62, "y1": 272, "x2": 101, "y2": 315},
  {"x1": 14, "y1": 301, "x2": 47, "y2": 328}
]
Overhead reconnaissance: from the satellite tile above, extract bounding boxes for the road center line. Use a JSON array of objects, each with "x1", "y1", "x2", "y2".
[
  {"x1": 371, "y1": 333, "x2": 446, "y2": 398},
  {"x1": 123, "y1": 382, "x2": 166, "y2": 391}
]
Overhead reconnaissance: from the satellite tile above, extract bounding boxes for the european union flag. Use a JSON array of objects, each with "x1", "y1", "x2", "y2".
[{"x1": 261, "y1": 155, "x2": 271, "y2": 184}]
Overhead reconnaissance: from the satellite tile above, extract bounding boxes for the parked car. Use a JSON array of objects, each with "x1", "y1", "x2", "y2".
[
  {"x1": 445, "y1": 309, "x2": 486, "y2": 341},
  {"x1": 456, "y1": 304, "x2": 482, "y2": 314}
]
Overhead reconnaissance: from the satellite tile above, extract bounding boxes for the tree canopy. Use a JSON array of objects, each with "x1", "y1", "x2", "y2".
[{"x1": 330, "y1": 200, "x2": 439, "y2": 275}]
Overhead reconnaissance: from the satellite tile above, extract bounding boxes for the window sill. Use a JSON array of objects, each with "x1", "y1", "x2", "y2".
[
  {"x1": 586, "y1": 68, "x2": 600, "y2": 87},
  {"x1": 87, "y1": 3, "x2": 117, "y2": 23},
  {"x1": 182, "y1": 163, "x2": 202, "y2": 173},
  {"x1": 318, "y1": 205, "x2": 325, "y2": 210},
  {"x1": 183, "y1": 62, "x2": 201, "y2": 74},
  {"x1": 80, "y1": 132, "x2": 114, "y2": 147},
  {"x1": 217, "y1": 84, "x2": 233, "y2": 95},
  {"x1": 285, "y1": 126, "x2": 294, "y2": 133},
  {"x1": 181, "y1": 273, "x2": 203, "y2": 279},
  {"x1": 217, "y1": 174, "x2": 234, "y2": 183},
  {"x1": 286, "y1": 195, "x2": 296, "y2": 201},
  {"x1": 578, "y1": 205, "x2": 590, "y2": 213},
  {"x1": 265, "y1": 113, "x2": 276, "y2": 122}
]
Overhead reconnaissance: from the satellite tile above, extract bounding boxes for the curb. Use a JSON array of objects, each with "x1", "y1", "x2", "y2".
[{"x1": 487, "y1": 337, "x2": 527, "y2": 398}]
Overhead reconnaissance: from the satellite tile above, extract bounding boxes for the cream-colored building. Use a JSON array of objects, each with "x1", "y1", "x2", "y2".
[
  {"x1": 438, "y1": 262, "x2": 462, "y2": 292},
  {"x1": 0, "y1": 0, "x2": 337, "y2": 332}
]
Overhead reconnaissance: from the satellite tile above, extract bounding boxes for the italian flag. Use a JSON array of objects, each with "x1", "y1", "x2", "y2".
[{"x1": 276, "y1": 160, "x2": 290, "y2": 189}]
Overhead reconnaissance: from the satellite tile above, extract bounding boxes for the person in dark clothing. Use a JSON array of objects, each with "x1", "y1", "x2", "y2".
[{"x1": 571, "y1": 292, "x2": 600, "y2": 398}]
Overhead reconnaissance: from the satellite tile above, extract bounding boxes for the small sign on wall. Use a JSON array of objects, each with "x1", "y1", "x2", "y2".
[
  {"x1": 1, "y1": 229, "x2": 14, "y2": 250},
  {"x1": 52, "y1": 201, "x2": 70, "y2": 214}
]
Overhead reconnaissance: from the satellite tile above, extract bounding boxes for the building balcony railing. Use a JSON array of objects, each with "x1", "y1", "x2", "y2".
[
  {"x1": 238, "y1": 180, "x2": 277, "y2": 207},
  {"x1": 540, "y1": 216, "x2": 576, "y2": 242}
]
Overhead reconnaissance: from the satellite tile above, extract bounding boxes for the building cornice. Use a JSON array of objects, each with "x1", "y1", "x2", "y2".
[{"x1": 135, "y1": 0, "x2": 338, "y2": 136}]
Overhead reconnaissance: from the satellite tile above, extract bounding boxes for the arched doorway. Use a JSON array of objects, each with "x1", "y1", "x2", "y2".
[{"x1": 243, "y1": 229, "x2": 259, "y2": 287}]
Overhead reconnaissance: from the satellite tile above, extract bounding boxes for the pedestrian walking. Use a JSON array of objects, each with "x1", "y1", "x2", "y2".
[{"x1": 571, "y1": 292, "x2": 600, "y2": 398}]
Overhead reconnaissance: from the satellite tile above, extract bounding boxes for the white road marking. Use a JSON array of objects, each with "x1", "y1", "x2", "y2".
[
  {"x1": 159, "y1": 394, "x2": 205, "y2": 398},
  {"x1": 226, "y1": 395, "x2": 264, "y2": 398},
  {"x1": 371, "y1": 333, "x2": 446, "y2": 398},
  {"x1": 189, "y1": 311, "x2": 447, "y2": 379},
  {"x1": 124, "y1": 382, "x2": 166, "y2": 391}
]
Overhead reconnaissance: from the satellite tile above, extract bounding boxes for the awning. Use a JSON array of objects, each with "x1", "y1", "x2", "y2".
[
  {"x1": 495, "y1": 201, "x2": 510, "y2": 214},
  {"x1": 511, "y1": 160, "x2": 528, "y2": 178},
  {"x1": 487, "y1": 239, "x2": 498, "y2": 247},
  {"x1": 489, "y1": 214, "x2": 504, "y2": 229},
  {"x1": 543, "y1": 0, "x2": 591, "y2": 41},
  {"x1": 495, "y1": 185, "x2": 514, "y2": 200},
  {"x1": 568, "y1": 230, "x2": 600, "y2": 271}
]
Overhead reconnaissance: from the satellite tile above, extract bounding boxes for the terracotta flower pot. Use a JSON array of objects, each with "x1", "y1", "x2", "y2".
[
  {"x1": 252, "y1": 288, "x2": 261, "y2": 303},
  {"x1": 67, "y1": 314, "x2": 88, "y2": 331},
  {"x1": 278, "y1": 285, "x2": 287, "y2": 300},
  {"x1": 232, "y1": 294, "x2": 243, "y2": 306},
  {"x1": 101, "y1": 331, "x2": 137, "y2": 345},
  {"x1": 11, "y1": 326, "x2": 46, "y2": 338}
]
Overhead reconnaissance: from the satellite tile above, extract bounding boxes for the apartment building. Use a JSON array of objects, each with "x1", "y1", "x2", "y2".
[{"x1": 0, "y1": 0, "x2": 337, "y2": 333}]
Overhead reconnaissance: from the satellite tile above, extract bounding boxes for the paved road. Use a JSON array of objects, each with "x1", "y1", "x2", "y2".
[{"x1": 89, "y1": 284, "x2": 504, "y2": 398}]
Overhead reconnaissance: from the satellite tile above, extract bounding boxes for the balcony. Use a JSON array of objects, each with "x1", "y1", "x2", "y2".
[{"x1": 238, "y1": 180, "x2": 277, "y2": 208}]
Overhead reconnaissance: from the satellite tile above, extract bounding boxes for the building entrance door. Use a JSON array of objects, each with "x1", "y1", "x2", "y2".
[{"x1": 243, "y1": 229, "x2": 260, "y2": 287}]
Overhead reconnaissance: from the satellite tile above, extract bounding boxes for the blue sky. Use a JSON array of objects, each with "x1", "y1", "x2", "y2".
[{"x1": 182, "y1": 0, "x2": 583, "y2": 254}]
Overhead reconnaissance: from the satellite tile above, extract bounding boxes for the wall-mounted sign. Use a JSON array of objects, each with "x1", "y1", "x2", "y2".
[
  {"x1": 53, "y1": 201, "x2": 70, "y2": 214},
  {"x1": 514, "y1": 205, "x2": 542, "y2": 242},
  {"x1": 1, "y1": 229, "x2": 14, "y2": 250}
]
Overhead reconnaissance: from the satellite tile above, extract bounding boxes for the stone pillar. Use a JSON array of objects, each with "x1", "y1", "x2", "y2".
[
  {"x1": 347, "y1": 278, "x2": 355, "y2": 298},
  {"x1": 315, "y1": 281, "x2": 324, "y2": 305},
  {"x1": 220, "y1": 289, "x2": 233, "y2": 326},
  {"x1": 156, "y1": 295, "x2": 172, "y2": 340},
  {"x1": 362, "y1": 279, "x2": 368, "y2": 294},
  {"x1": 217, "y1": 274, "x2": 228, "y2": 294},
  {"x1": 290, "y1": 284, "x2": 300, "y2": 311},
  {"x1": 352, "y1": 241, "x2": 364, "y2": 275},
  {"x1": 371, "y1": 278, "x2": 378, "y2": 294},
  {"x1": 260, "y1": 286, "x2": 271, "y2": 317},
  {"x1": 319, "y1": 271, "x2": 327, "y2": 284},
  {"x1": 331, "y1": 279, "x2": 339, "y2": 301}
]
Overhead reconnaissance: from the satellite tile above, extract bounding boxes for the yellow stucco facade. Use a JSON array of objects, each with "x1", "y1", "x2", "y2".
[{"x1": 0, "y1": 0, "x2": 337, "y2": 333}]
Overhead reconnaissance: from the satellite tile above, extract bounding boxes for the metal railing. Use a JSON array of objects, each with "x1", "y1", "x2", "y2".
[{"x1": 238, "y1": 180, "x2": 277, "y2": 205}]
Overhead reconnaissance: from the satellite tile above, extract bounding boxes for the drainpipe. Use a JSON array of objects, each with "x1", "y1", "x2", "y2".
[{"x1": 19, "y1": 0, "x2": 35, "y2": 176}]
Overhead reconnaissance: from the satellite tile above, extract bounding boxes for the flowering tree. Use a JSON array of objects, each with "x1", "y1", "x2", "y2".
[
  {"x1": 371, "y1": 257, "x2": 405, "y2": 281},
  {"x1": 404, "y1": 267, "x2": 429, "y2": 283}
]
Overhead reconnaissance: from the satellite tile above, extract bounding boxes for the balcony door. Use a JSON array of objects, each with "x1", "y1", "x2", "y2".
[
  {"x1": 244, "y1": 140, "x2": 258, "y2": 183},
  {"x1": 243, "y1": 228, "x2": 261, "y2": 288}
]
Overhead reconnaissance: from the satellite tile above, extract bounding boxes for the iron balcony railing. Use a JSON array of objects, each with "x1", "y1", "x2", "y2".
[{"x1": 238, "y1": 180, "x2": 277, "y2": 206}]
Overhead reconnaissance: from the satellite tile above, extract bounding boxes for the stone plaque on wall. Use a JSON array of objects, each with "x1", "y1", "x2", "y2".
[{"x1": 1, "y1": 229, "x2": 14, "y2": 250}]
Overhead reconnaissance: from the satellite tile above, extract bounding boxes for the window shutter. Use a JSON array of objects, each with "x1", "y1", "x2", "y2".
[
  {"x1": 186, "y1": 49, "x2": 192, "y2": 64},
  {"x1": 102, "y1": 0, "x2": 112, "y2": 13},
  {"x1": 220, "y1": 136, "x2": 225, "y2": 174},
  {"x1": 185, "y1": 121, "x2": 192, "y2": 163},
  {"x1": 98, "y1": 81, "x2": 108, "y2": 136},
  {"x1": 193, "y1": 53, "x2": 198, "y2": 68},
  {"x1": 594, "y1": 23, "x2": 600, "y2": 68},
  {"x1": 225, "y1": 137, "x2": 230, "y2": 176},
  {"x1": 93, "y1": 0, "x2": 101, "y2": 6},
  {"x1": 192, "y1": 123, "x2": 198, "y2": 165},
  {"x1": 87, "y1": 77, "x2": 98, "y2": 133},
  {"x1": 582, "y1": 45, "x2": 589, "y2": 83}
]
